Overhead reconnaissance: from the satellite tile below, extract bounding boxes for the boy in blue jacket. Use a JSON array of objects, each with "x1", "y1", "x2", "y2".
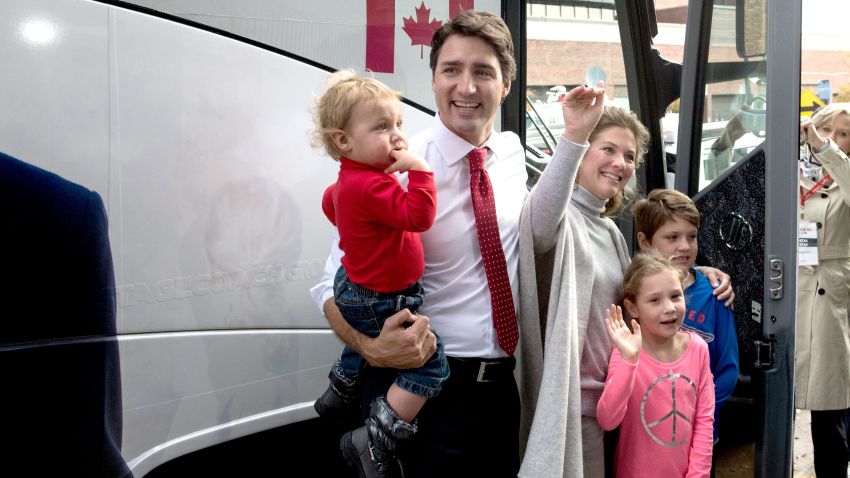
[{"x1": 633, "y1": 188, "x2": 739, "y2": 442}]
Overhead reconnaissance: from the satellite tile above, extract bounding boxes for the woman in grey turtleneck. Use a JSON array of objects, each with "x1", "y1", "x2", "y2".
[{"x1": 568, "y1": 106, "x2": 650, "y2": 478}]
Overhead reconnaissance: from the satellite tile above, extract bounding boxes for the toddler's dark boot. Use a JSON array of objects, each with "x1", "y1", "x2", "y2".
[
  {"x1": 340, "y1": 396, "x2": 417, "y2": 478},
  {"x1": 314, "y1": 365, "x2": 360, "y2": 426}
]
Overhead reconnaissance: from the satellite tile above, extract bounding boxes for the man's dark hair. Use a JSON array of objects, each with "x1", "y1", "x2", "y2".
[{"x1": 429, "y1": 10, "x2": 516, "y2": 82}]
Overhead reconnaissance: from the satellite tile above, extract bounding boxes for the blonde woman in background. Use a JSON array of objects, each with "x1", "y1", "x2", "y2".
[{"x1": 797, "y1": 102, "x2": 850, "y2": 477}]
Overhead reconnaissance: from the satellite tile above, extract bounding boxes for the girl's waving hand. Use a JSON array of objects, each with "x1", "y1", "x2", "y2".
[{"x1": 605, "y1": 304, "x2": 641, "y2": 364}]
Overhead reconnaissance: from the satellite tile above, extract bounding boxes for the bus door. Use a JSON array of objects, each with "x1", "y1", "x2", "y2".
[{"x1": 674, "y1": 0, "x2": 800, "y2": 476}]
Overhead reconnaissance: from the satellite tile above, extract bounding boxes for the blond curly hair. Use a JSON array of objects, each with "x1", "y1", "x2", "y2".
[{"x1": 311, "y1": 70, "x2": 401, "y2": 160}]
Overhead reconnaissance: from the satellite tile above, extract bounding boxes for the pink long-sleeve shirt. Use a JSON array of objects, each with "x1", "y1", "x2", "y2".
[{"x1": 597, "y1": 331, "x2": 715, "y2": 478}]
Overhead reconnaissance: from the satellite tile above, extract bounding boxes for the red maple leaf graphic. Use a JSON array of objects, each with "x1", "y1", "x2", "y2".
[{"x1": 403, "y1": 1, "x2": 443, "y2": 59}]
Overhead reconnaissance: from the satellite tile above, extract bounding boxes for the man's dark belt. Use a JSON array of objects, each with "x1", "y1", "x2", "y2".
[{"x1": 447, "y1": 356, "x2": 516, "y2": 383}]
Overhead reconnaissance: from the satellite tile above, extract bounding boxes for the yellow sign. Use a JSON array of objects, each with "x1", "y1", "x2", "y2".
[{"x1": 800, "y1": 88, "x2": 825, "y2": 117}]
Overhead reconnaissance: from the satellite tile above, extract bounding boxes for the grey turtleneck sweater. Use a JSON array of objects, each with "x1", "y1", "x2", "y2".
[{"x1": 569, "y1": 185, "x2": 630, "y2": 416}]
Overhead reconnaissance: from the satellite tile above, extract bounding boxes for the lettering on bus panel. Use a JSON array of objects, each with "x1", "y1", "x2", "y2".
[{"x1": 116, "y1": 258, "x2": 325, "y2": 308}]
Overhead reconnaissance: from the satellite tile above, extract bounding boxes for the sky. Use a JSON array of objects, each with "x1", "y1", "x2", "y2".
[{"x1": 801, "y1": 0, "x2": 850, "y2": 50}]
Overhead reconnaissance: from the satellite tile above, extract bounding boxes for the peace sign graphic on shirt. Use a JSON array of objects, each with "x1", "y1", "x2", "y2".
[{"x1": 640, "y1": 372, "x2": 698, "y2": 447}]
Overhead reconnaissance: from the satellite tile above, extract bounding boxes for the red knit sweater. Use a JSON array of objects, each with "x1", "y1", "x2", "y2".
[{"x1": 323, "y1": 157, "x2": 436, "y2": 292}]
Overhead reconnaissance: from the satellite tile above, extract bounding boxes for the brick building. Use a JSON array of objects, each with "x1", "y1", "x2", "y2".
[{"x1": 526, "y1": 0, "x2": 850, "y2": 108}]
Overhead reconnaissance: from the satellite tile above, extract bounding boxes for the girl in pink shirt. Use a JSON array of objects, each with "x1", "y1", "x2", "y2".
[{"x1": 597, "y1": 251, "x2": 714, "y2": 478}]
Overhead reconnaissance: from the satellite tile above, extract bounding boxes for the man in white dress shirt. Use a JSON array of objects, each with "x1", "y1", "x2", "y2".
[{"x1": 311, "y1": 10, "x2": 543, "y2": 477}]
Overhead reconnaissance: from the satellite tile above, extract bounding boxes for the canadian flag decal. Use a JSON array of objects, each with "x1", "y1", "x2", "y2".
[
  {"x1": 366, "y1": 0, "x2": 475, "y2": 73},
  {"x1": 403, "y1": 2, "x2": 443, "y2": 60}
]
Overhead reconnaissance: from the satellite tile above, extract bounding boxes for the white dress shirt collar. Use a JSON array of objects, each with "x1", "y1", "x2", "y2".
[{"x1": 431, "y1": 115, "x2": 515, "y2": 167}]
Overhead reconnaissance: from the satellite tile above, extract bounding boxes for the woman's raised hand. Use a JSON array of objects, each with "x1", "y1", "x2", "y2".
[
  {"x1": 561, "y1": 80, "x2": 606, "y2": 145},
  {"x1": 604, "y1": 304, "x2": 641, "y2": 364},
  {"x1": 800, "y1": 118, "x2": 827, "y2": 152}
]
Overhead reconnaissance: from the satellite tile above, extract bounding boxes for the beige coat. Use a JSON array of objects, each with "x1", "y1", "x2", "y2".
[{"x1": 795, "y1": 140, "x2": 850, "y2": 410}]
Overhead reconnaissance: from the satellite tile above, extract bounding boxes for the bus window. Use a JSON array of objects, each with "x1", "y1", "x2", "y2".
[
  {"x1": 696, "y1": 0, "x2": 767, "y2": 192},
  {"x1": 525, "y1": 0, "x2": 628, "y2": 184},
  {"x1": 675, "y1": 0, "x2": 774, "y2": 474},
  {"x1": 655, "y1": 0, "x2": 688, "y2": 178},
  {"x1": 527, "y1": 0, "x2": 627, "y2": 109}
]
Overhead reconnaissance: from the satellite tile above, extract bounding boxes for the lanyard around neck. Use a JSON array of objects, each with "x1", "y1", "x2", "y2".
[{"x1": 799, "y1": 173, "x2": 833, "y2": 207}]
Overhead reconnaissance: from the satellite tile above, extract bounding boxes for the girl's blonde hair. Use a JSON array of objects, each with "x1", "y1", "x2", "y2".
[
  {"x1": 623, "y1": 250, "x2": 687, "y2": 305},
  {"x1": 585, "y1": 106, "x2": 651, "y2": 217},
  {"x1": 311, "y1": 69, "x2": 402, "y2": 160}
]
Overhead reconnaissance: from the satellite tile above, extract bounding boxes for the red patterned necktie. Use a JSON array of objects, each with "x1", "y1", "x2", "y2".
[{"x1": 467, "y1": 147, "x2": 519, "y2": 355}]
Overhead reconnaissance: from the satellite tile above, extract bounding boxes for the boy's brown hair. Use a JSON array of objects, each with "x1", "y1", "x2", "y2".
[
  {"x1": 632, "y1": 188, "x2": 700, "y2": 242},
  {"x1": 311, "y1": 69, "x2": 401, "y2": 160},
  {"x1": 429, "y1": 10, "x2": 516, "y2": 82}
]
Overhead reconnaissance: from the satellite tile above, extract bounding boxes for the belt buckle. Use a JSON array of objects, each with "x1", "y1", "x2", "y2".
[{"x1": 476, "y1": 360, "x2": 498, "y2": 383}]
